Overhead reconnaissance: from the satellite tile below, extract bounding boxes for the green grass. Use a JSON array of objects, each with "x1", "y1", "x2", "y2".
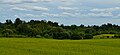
[
  {"x1": 93, "y1": 34, "x2": 115, "y2": 39},
  {"x1": 0, "y1": 38, "x2": 120, "y2": 55}
]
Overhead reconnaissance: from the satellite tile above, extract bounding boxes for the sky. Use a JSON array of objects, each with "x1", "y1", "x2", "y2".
[{"x1": 0, "y1": 0, "x2": 120, "y2": 25}]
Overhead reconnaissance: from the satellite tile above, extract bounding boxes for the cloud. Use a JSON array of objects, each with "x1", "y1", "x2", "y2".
[
  {"x1": 12, "y1": 7, "x2": 27, "y2": 11},
  {"x1": 16, "y1": 12, "x2": 78, "y2": 18},
  {"x1": 24, "y1": 14, "x2": 37, "y2": 17},
  {"x1": 58, "y1": 6, "x2": 77, "y2": 10},
  {"x1": 11, "y1": 5, "x2": 49, "y2": 11},
  {"x1": 42, "y1": 13, "x2": 61, "y2": 17},
  {"x1": 62, "y1": 12, "x2": 76, "y2": 16},
  {"x1": 41, "y1": 12, "x2": 80, "y2": 18},
  {"x1": 79, "y1": 0, "x2": 120, "y2": 5},
  {"x1": 0, "y1": 0, "x2": 22, "y2": 4},
  {"x1": 85, "y1": 12, "x2": 113, "y2": 17},
  {"x1": 16, "y1": 13, "x2": 61, "y2": 18},
  {"x1": 14, "y1": 13, "x2": 43, "y2": 18},
  {"x1": 91, "y1": 7, "x2": 120, "y2": 12},
  {"x1": 0, "y1": 0, "x2": 69, "y2": 4}
]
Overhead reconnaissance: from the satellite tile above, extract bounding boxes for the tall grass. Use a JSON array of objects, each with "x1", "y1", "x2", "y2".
[{"x1": 0, "y1": 38, "x2": 119, "y2": 55}]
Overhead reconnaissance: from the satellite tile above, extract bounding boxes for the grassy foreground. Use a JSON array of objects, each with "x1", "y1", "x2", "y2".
[{"x1": 0, "y1": 38, "x2": 120, "y2": 55}]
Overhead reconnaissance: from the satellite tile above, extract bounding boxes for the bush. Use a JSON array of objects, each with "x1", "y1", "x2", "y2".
[
  {"x1": 71, "y1": 33, "x2": 82, "y2": 40},
  {"x1": 114, "y1": 34, "x2": 120, "y2": 38},
  {"x1": 2, "y1": 29, "x2": 14, "y2": 37},
  {"x1": 84, "y1": 34, "x2": 93, "y2": 39},
  {"x1": 2, "y1": 35, "x2": 26, "y2": 38},
  {"x1": 36, "y1": 35, "x2": 42, "y2": 38}
]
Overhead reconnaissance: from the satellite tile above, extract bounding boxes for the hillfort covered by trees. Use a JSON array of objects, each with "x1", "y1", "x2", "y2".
[{"x1": 0, "y1": 18, "x2": 120, "y2": 39}]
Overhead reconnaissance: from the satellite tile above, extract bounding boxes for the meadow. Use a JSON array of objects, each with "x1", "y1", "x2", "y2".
[
  {"x1": 0, "y1": 38, "x2": 120, "y2": 55},
  {"x1": 93, "y1": 34, "x2": 115, "y2": 39}
]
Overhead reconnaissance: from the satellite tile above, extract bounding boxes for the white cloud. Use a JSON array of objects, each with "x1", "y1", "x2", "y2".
[
  {"x1": 91, "y1": 7, "x2": 120, "y2": 12},
  {"x1": 12, "y1": 7, "x2": 27, "y2": 11},
  {"x1": 14, "y1": 12, "x2": 77, "y2": 18},
  {"x1": 41, "y1": 12, "x2": 80, "y2": 17},
  {"x1": 85, "y1": 12, "x2": 113, "y2": 17},
  {"x1": 0, "y1": 0, "x2": 22, "y2": 4},
  {"x1": 62, "y1": 12, "x2": 75, "y2": 16},
  {"x1": 79, "y1": 0, "x2": 120, "y2": 5},
  {"x1": 42, "y1": 13, "x2": 60, "y2": 17},
  {"x1": 15, "y1": 13, "x2": 43, "y2": 18},
  {"x1": 58, "y1": 6, "x2": 77, "y2": 10},
  {"x1": 21, "y1": 13, "x2": 62, "y2": 18},
  {"x1": 24, "y1": 14, "x2": 36, "y2": 17},
  {"x1": 11, "y1": 5, "x2": 49, "y2": 11},
  {"x1": 0, "y1": 0, "x2": 69, "y2": 4}
]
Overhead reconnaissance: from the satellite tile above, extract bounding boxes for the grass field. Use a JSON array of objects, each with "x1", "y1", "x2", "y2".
[
  {"x1": 0, "y1": 38, "x2": 120, "y2": 55},
  {"x1": 93, "y1": 34, "x2": 115, "y2": 39}
]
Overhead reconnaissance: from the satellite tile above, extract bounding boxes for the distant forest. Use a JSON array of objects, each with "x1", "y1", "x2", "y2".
[{"x1": 0, "y1": 18, "x2": 120, "y2": 39}]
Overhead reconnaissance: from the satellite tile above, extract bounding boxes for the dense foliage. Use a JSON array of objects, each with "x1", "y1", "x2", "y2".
[{"x1": 0, "y1": 18, "x2": 120, "y2": 39}]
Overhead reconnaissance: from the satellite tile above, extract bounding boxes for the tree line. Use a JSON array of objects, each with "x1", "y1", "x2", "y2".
[{"x1": 0, "y1": 18, "x2": 120, "y2": 39}]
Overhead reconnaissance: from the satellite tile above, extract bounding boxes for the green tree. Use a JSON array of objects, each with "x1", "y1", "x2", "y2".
[
  {"x1": 49, "y1": 27, "x2": 67, "y2": 39},
  {"x1": 2, "y1": 29, "x2": 13, "y2": 37},
  {"x1": 70, "y1": 32, "x2": 83, "y2": 40},
  {"x1": 84, "y1": 34, "x2": 93, "y2": 39},
  {"x1": 85, "y1": 28, "x2": 95, "y2": 34},
  {"x1": 5, "y1": 20, "x2": 13, "y2": 25},
  {"x1": 14, "y1": 18, "x2": 23, "y2": 27},
  {"x1": 16, "y1": 24, "x2": 31, "y2": 35}
]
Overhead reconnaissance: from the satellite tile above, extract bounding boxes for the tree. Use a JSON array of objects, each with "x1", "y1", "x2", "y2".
[
  {"x1": 61, "y1": 32, "x2": 71, "y2": 39},
  {"x1": 49, "y1": 27, "x2": 67, "y2": 39},
  {"x1": 79, "y1": 24, "x2": 85, "y2": 28},
  {"x1": 85, "y1": 28, "x2": 95, "y2": 34},
  {"x1": 70, "y1": 25, "x2": 77, "y2": 30},
  {"x1": 5, "y1": 20, "x2": 13, "y2": 25},
  {"x1": 16, "y1": 24, "x2": 31, "y2": 35},
  {"x1": 53, "y1": 22, "x2": 59, "y2": 27},
  {"x1": 14, "y1": 18, "x2": 23, "y2": 27},
  {"x1": 2, "y1": 29, "x2": 13, "y2": 37},
  {"x1": 70, "y1": 32, "x2": 83, "y2": 40},
  {"x1": 60, "y1": 24, "x2": 64, "y2": 28},
  {"x1": 48, "y1": 21, "x2": 58, "y2": 27},
  {"x1": 84, "y1": 34, "x2": 93, "y2": 39},
  {"x1": 28, "y1": 28, "x2": 39, "y2": 37}
]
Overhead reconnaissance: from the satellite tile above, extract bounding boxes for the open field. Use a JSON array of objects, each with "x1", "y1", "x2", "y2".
[{"x1": 0, "y1": 38, "x2": 120, "y2": 55}]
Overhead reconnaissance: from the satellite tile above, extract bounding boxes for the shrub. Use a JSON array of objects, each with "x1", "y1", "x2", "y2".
[{"x1": 84, "y1": 34, "x2": 93, "y2": 39}]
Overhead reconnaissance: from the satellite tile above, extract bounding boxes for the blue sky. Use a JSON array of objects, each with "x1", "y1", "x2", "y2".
[{"x1": 0, "y1": 0, "x2": 120, "y2": 25}]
